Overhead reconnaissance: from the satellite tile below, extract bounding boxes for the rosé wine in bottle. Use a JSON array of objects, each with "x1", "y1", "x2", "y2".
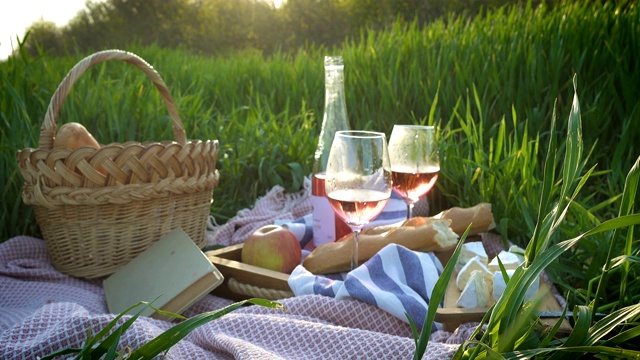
[{"x1": 312, "y1": 173, "x2": 352, "y2": 245}]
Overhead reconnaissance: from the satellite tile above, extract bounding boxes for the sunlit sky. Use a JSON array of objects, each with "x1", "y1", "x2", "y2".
[{"x1": 0, "y1": 0, "x2": 284, "y2": 60}]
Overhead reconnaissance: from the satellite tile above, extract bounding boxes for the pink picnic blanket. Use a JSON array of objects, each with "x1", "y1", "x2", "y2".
[{"x1": 0, "y1": 236, "x2": 473, "y2": 359}]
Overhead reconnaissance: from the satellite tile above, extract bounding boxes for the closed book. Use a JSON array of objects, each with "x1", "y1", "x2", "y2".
[{"x1": 104, "y1": 227, "x2": 224, "y2": 321}]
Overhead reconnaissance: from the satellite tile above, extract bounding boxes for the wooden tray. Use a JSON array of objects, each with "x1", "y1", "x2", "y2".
[
  {"x1": 205, "y1": 243, "x2": 293, "y2": 301},
  {"x1": 206, "y1": 241, "x2": 457, "y2": 302},
  {"x1": 207, "y1": 237, "x2": 571, "y2": 335},
  {"x1": 434, "y1": 267, "x2": 572, "y2": 333}
]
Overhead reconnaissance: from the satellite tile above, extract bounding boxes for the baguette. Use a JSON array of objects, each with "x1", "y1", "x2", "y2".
[
  {"x1": 358, "y1": 203, "x2": 494, "y2": 237},
  {"x1": 351, "y1": 216, "x2": 428, "y2": 239},
  {"x1": 432, "y1": 203, "x2": 496, "y2": 236},
  {"x1": 304, "y1": 218, "x2": 458, "y2": 274},
  {"x1": 303, "y1": 203, "x2": 495, "y2": 274}
]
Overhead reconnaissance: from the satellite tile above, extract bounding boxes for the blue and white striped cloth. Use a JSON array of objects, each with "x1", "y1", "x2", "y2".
[{"x1": 288, "y1": 244, "x2": 444, "y2": 331}]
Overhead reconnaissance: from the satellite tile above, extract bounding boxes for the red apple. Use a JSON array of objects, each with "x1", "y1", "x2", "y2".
[{"x1": 241, "y1": 225, "x2": 302, "y2": 273}]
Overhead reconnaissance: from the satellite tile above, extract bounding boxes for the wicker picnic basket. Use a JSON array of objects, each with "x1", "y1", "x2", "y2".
[{"x1": 16, "y1": 49, "x2": 219, "y2": 279}]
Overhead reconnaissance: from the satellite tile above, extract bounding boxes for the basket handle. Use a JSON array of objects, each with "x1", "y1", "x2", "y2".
[{"x1": 38, "y1": 49, "x2": 187, "y2": 150}]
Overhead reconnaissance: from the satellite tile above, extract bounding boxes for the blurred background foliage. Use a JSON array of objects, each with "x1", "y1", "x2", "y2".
[
  {"x1": 19, "y1": 0, "x2": 556, "y2": 57},
  {"x1": 4, "y1": 0, "x2": 638, "y2": 243}
]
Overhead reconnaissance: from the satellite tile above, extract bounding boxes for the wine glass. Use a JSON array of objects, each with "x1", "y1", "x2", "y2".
[
  {"x1": 325, "y1": 130, "x2": 392, "y2": 270},
  {"x1": 388, "y1": 125, "x2": 440, "y2": 219}
]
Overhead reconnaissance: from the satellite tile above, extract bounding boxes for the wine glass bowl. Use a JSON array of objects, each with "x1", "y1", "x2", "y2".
[
  {"x1": 388, "y1": 125, "x2": 440, "y2": 219},
  {"x1": 325, "y1": 130, "x2": 392, "y2": 270}
]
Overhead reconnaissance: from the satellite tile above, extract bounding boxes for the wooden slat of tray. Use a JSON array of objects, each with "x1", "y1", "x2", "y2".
[{"x1": 205, "y1": 243, "x2": 291, "y2": 301}]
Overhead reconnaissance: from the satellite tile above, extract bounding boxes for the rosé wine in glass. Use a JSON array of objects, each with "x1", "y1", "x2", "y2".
[
  {"x1": 327, "y1": 189, "x2": 389, "y2": 228},
  {"x1": 388, "y1": 125, "x2": 440, "y2": 219},
  {"x1": 325, "y1": 131, "x2": 392, "y2": 270}
]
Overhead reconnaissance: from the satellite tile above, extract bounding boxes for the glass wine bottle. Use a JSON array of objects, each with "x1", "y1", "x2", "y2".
[{"x1": 311, "y1": 56, "x2": 352, "y2": 247}]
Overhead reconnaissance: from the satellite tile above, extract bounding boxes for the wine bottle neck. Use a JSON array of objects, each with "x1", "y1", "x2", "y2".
[{"x1": 313, "y1": 60, "x2": 351, "y2": 174}]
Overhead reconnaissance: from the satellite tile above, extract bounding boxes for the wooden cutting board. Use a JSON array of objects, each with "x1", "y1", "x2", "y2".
[{"x1": 434, "y1": 268, "x2": 572, "y2": 334}]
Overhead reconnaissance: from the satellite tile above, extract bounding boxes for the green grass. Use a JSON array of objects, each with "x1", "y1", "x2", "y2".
[
  {"x1": 40, "y1": 297, "x2": 283, "y2": 360},
  {"x1": 447, "y1": 77, "x2": 640, "y2": 359},
  {"x1": 3, "y1": 1, "x2": 638, "y2": 242},
  {"x1": 2, "y1": 0, "x2": 640, "y2": 355}
]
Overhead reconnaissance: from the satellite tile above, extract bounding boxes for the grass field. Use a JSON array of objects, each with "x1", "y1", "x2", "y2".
[
  {"x1": 3, "y1": 2, "x2": 638, "y2": 237},
  {"x1": 2, "y1": 1, "x2": 639, "y2": 356}
]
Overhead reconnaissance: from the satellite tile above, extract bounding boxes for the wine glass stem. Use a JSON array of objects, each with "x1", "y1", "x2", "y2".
[
  {"x1": 407, "y1": 203, "x2": 414, "y2": 219},
  {"x1": 351, "y1": 229, "x2": 361, "y2": 270}
]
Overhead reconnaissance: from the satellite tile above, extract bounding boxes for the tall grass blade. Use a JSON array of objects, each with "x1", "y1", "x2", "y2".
[
  {"x1": 526, "y1": 99, "x2": 557, "y2": 265},
  {"x1": 502, "y1": 346, "x2": 640, "y2": 359},
  {"x1": 128, "y1": 298, "x2": 282, "y2": 359},
  {"x1": 560, "y1": 75, "x2": 584, "y2": 207},
  {"x1": 40, "y1": 299, "x2": 159, "y2": 360},
  {"x1": 539, "y1": 305, "x2": 569, "y2": 349},
  {"x1": 586, "y1": 303, "x2": 640, "y2": 346},
  {"x1": 602, "y1": 314, "x2": 640, "y2": 346},
  {"x1": 104, "y1": 326, "x2": 123, "y2": 360},
  {"x1": 593, "y1": 155, "x2": 640, "y2": 311},
  {"x1": 480, "y1": 213, "x2": 640, "y2": 357},
  {"x1": 547, "y1": 305, "x2": 592, "y2": 360},
  {"x1": 412, "y1": 226, "x2": 470, "y2": 360}
]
